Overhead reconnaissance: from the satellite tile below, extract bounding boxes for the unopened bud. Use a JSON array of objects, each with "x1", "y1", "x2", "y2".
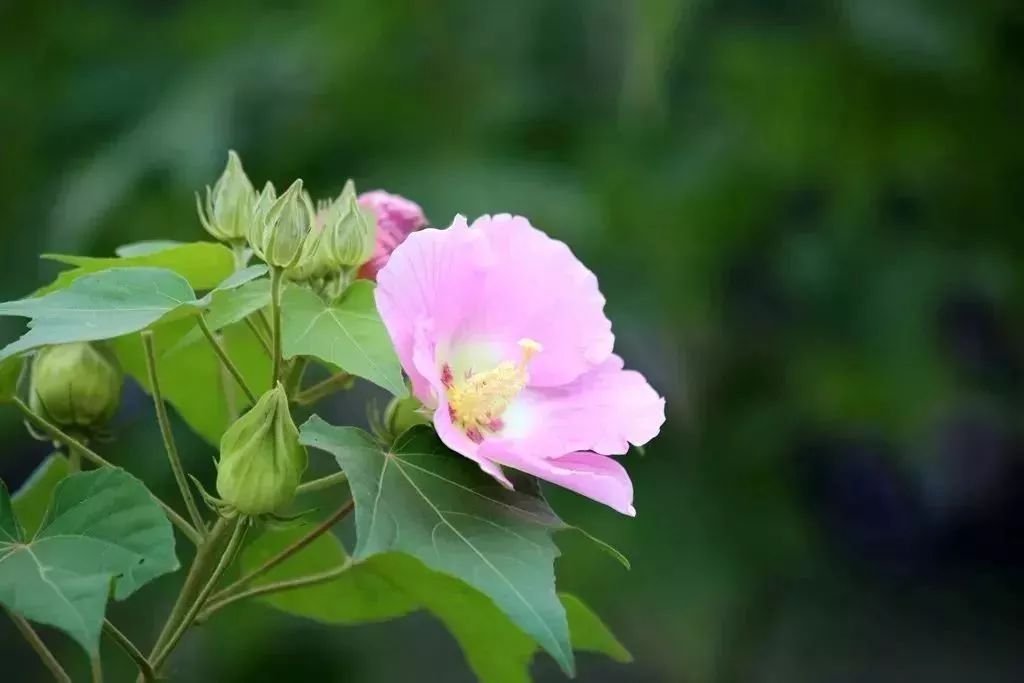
[
  {"x1": 30, "y1": 343, "x2": 122, "y2": 430},
  {"x1": 357, "y1": 190, "x2": 427, "y2": 280},
  {"x1": 216, "y1": 383, "x2": 307, "y2": 516},
  {"x1": 247, "y1": 179, "x2": 315, "y2": 269},
  {"x1": 196, "y1": 151, "x2": 256, "y2": 244}
]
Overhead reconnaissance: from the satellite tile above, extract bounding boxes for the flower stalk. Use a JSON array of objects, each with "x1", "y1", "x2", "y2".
[{"x1": 141, "y1": 331, "x2": 207, "y2": 535}]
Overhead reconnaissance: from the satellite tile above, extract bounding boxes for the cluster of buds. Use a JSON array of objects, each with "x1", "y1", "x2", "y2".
[
  {"x1": 286, "y1": 180, "x2": 377, "y2": 287},
  {"x1": 29, "y1": 342, "x2": 122, "y2": 434},
  {"x1": 198, "y1": 151, "x2": 426, "y2": 289},
  {"x1": 197, "y1": 152, "x2": 388, "y2": 292}
]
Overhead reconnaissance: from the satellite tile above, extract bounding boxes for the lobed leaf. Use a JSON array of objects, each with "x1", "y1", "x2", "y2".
[
  {"x1": 0, "y1": 468, "x2": 179, "y2": 654},
  {"x1": 281, "y1": 281, "x2": 406, "y2": 397},
  {"x1": 298, "y1": 418, "x2": 574, "y2": 675},
  {"x1": 241, "y1": 525, "x2": 631, "y2": 682}
]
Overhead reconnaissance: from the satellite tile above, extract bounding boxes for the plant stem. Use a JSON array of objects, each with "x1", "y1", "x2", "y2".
[
  {"x1": 103, "y1": 620, "x2": 156, "y2": 682},
  {"x1": 199, "y1": 562, "x2": 352, "y2": 622},
  {"x1": 144, "y1": 516, "x2": 232, "y2": 679},
  {"x1": 211, "y1": 498, "x2": 353, "y2": 605},
  {"x1": 152, "y1": 517, "x2": 247, "y2": 671},
  {"x1": 270, "y1": 267, "x2": 284, "y2": 385},
  {"x1": 91, "y1": 655, "x2": 104, "y2": 683},
  {"x1": 197, "y1": 316, "x2": 258, "y2": 404},
  {"x1": 244, "y1": 316, "x2": 272, "y2": 356},
  {"x1": 12, "y1": 397, "x2": 202, "y2": 546},
  {"x1": 141, "y1": 331, "x2": 207, "y2": 535},
  {"x1": 67, "y1": 447, "x2": 81, "y2": 473},
  {"x1": 4, "y1": 607, "x2": 71, "y2": 683},
  {"x1": 296, "y1": 470, "x2": 348, "y2": 495},
  {"x1": 293, "y1": 371, "x2": 353, "y2": 406}
]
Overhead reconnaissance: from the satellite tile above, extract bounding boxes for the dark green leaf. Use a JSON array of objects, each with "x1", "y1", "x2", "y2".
[
  {"x1": 281, "y1": 282, "x2": 406, "y2": 397},
  {"x1": 0, "y1": 468, "x2": 179, "y2": 654},
  {"x1": 241, "y1": 525, "x2": 630, "y2": 682},
  {"x1": 0, "y1": 267, "x2": 204, "y2": 361},
  {"x1": 12, "y1": 455, "x2": 69, "y2": 536},
  {"x1": 298, "y1": 418, "x2": 573, "y2": 675}
]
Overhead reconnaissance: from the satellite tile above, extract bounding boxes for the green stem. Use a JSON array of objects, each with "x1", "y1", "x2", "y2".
[
  {"x1": 152, "y1": 517, "x2": 247, "y2": 671},
  {"x1": 296, "y1": 470, "x2": 348, "y2": 495},
  {"x1": 210, "y1": 498, "x2": 353, "y2": 605},
  {"x1": 103, "y1": 620, "x2": 155, "y2": 682},
  {"x1": 67, "y1": 447, "x2": 81, "y2": 474},
  {"x1": 199, "y1": 561, "x2": 351, "y2": 622},
  {"x1": 293, "y1": 372, "x2": 353, "y2": 406},
  {"x1": 270, "y1": 267, "x2": 284, "y2": 385},
  {"x1": 197, "y1": 316, "x2": 257, "y2": 404},
  {"x1": 91, "y1": 655, "x2": 104, "y2": 683},
  {"x1": 145, "y1": 516, "x2": 232, "y2": 675},
  {"x1": 12, "y1": 397, "x2": 202, "y2": 546},
  {"x1": 244, "y1": 316, "x2": 272, "y2": 356},
  {"x1": 4, "y1": 607, "x2": 71, "y2": 683},
  {"x1": 141, "y1": 331, "x2": 207, "y2": 535}
]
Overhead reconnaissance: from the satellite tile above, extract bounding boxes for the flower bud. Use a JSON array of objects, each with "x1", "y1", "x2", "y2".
[
  {"x1": 196, "y1": 151, "x2": 257, "y2": 244},
  {"x1": 30, "y1": 343, "x2": 122, "y2": 430},
  {"x1": 333, "y1": 187, "x2": 378, "y2": 268},
  {"x1": 357, "y1": 190, "x2": 427, "y2": 280},
  {"x1": 247, "y1": 179, "x2": 316, "y2": 269},
  {"x1": 216, "y1": 383, "x2": 307, "y2": 516}
]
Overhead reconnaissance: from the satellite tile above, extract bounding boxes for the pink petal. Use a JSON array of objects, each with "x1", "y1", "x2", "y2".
[
  {"x1": 431, "y1": 391, "x2": 514, "y2": 487},
  {"x1": 358, "y1": 190, "x2": 428, "y2": 281},
  {"x1": 482, "y1": 447, "x2": 636, "y2": 516},
  {"x1": 463, "y1": 214, "x2": 614, "y2": 386},
  {"x1": 376, "y1": 217, "x2": 490, "y2": 402},
  {"x1": 486, "y1": 355, "x2": 665, "y2": 459}
]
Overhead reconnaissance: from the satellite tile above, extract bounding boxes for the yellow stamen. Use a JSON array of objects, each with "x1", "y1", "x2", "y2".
[{"x1": 448, "y1": 339, "x2": 542, "y2": 436}]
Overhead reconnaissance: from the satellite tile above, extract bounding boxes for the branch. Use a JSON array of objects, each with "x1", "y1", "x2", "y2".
[{"x1": 4, "y1": 607, "x2": 71, "y2": 683}]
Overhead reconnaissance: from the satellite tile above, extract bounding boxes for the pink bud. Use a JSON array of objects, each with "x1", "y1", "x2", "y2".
[{"x1": 357, "y1": 190, "x2": 427, "y2": 280}]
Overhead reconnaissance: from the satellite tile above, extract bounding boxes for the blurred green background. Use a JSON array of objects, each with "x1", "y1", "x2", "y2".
[{"x1": 3, "y1": 1, "x2": 1024, "y2": 681}]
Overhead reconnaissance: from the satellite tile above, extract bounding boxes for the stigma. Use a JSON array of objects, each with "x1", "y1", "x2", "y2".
[{"x1": 446, "y1": 338, "x2": 541, "y2": 443}]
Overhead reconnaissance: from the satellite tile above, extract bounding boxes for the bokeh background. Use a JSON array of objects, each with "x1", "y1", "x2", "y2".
[{"x1": 3, "y1": 1, "x2": 1024, "y2": 681}]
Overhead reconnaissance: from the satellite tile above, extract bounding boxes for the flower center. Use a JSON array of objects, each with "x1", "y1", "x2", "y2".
[{"x1": 445, "y1": 338, "x2": 542, "y2": 443}]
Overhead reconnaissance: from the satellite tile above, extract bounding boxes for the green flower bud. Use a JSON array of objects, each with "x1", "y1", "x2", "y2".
[
  {"x1": 30, "y1": 343, "x2": 122, "y2": 430},
  {"x1": 247, "y1": 179, "x2": 316, "y2": 269},
  {"x1": 286, "y1": 180, "x2": 376, "y2": 281},
  {"x1": 216, "y1": 383, "x2": 307, "y2": 516},
  {"x1": 332, "y1": 187, "x2": 377, "y2": 268},
  {"x1": 196, "y1": 151, "x2": 256, "y2": 244}
]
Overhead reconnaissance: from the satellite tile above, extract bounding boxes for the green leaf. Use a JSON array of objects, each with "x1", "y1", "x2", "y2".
[
  {"x1": 114, "y1": 240, "x2": 185, "y2": 257},
  {"x1": 12, "y1": 455, "x2": 69, "y2": 536},
  {"x1": 0, "y1": 355, "x2": 24, "y2": 402},
  {"x1": 112, "y1": 317, "x2": 271, "y2": 444},
  {"x1": 168, "y1": 278, "x2": 271, "y2": 355},
  {"x1": 281, "y1": 281, "x2": 406, "y2": 397},
  {"x1": 0, "y1": 468, "x2": 179, "y2": 654},
  {"x1": 0, "y1": 267, "x2": 204, "y2": 361},
  {"x1": 41, "y1": 241, "x2": 235, "y2": 293},
  {"x1": 559, "y1": 594, "x2": 632, "y2": 664},
  {"x1": 298, "y1": 419, "x2": 574, "y2": 675},
  {"x1": 241, "y1": 526, "x2": 630, "y2": 682}
]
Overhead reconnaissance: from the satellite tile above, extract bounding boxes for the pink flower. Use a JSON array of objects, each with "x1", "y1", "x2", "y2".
[
  {"x1": 376, "y1": 214, "x2": 665, "y2": 515},
  {"x1": 357, "y1": 190, "x2": 427, "y2": 280}
]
